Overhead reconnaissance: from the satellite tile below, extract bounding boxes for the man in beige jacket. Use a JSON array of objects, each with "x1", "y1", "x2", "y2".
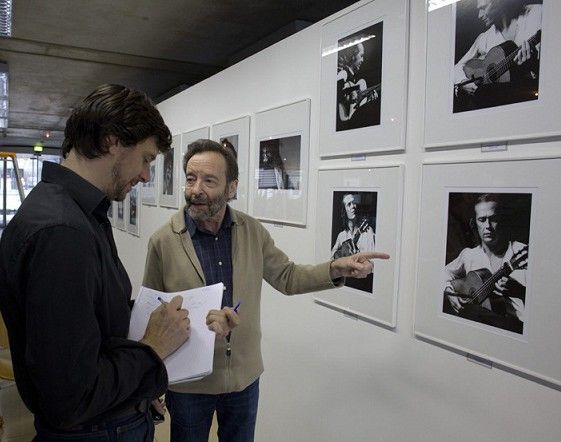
[{"x1": 143, "y1": 139, "x2": 389, "y2": 442}]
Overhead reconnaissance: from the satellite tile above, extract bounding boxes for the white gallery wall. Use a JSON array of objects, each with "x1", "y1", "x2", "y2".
[{"x1": 114, "y1": 1, "x2": 561, "y2": 441}]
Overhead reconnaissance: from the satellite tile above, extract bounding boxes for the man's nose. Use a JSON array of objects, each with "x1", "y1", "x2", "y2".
[
  {"x1": 190, "y1": 179, "x2": 203, "y2": 194},
  {"x1": 139, "y1": 165, "x2": 150, "y2": 183}
]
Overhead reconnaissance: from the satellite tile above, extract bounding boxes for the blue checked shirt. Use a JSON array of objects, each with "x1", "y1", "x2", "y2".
[{"x1": 184, "y1": 207, "x2": 233, "y2": 308}]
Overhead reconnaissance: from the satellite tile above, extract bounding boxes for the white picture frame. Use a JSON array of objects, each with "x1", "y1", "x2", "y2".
[
  {"x1": 251, "y1": 99, "x2": 310, "y2": 226},
  {"x1": 127, "y1": 183, "x2": 141, "y2": 237},
  {"x1": 314, "y1": 164, "x2": 403, "y2": 328},
  {"x1": 159, "y1": 134, "x2": 181, "y2": 209},
  {"x1": 319, "y1": 0, "x2": 409, "y2": 157},
  {"x1": 179, "y1": 127, "x2": 210, "y2": 196},
  {"x1": 211, "y1": 116, "x2": 250, "y2": 213},
  {"x1": 115, "y1": 200, "x2": 125, "y2": 231},
  {"x1": 423, "y1": 1, "x2": 560, "y2": 148},
  {"x1": 414, "y1": 157, "x2": 561, "y2": 386},
  {"x1": 141, "y1": 159, "x2": 159, "y2": 206}
]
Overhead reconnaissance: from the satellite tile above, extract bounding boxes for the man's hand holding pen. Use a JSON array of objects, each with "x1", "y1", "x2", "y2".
[
  {"x1": 140, "y1": 295, "x2": 190, "y2": 360},
  {"x1": 207, "y1": 302, "x2": 241, "y2": 338}
]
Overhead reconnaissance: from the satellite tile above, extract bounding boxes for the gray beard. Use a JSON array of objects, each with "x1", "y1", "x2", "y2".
[{"x1": 185, "y1": 191, "x2": 229, "y2": 222}]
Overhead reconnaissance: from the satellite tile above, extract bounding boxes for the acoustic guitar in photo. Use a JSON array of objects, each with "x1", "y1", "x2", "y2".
[
  {"x1": 455, "y1": 30, "x2": 541, "y2": 91},
  {"x1": 338, "y1": 80, "x2": 381, "y2": 122},
  {"x1": 443, "y1": 245, "x2": 528, "y2": 331},
  {"x1": 332, "y1": 218, "x2": 372, "y2": 259}
]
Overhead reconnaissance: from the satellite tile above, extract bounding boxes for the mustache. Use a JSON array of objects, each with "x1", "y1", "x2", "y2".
[{"x1": 187, "y1": 196, "x2": 207, "y2": 204}]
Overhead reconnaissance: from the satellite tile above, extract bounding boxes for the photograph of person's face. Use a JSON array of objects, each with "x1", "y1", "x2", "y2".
[
  {"x1": 257, "y1": 135, "x2": 301, "y2": 190},
  {"x1": 476, "y1": 0, "x2": 493, "y2": 27},
  {"x1": 474, "y1": 200, "x2": 501, "y2": 248},
  {"x1": 351, "y1": 43, "x2": 365, "y2": 72},
  {"x1": 343, "y1": 194, "x2": 357, "y2": 220},
  {"x1": 331, "y1": 190, "x2": 377, "y2": 294}
]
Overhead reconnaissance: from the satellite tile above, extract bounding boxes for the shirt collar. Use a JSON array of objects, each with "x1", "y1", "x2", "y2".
[
  {"x1": 184, "y1": 205, "x2": 233, "y2": 237},
  {"x1": 41, "y1": 161, "x2": 110, "y2": 220}
]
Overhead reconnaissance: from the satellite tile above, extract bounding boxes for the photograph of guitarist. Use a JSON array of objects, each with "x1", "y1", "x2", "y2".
[
  {"x1": 453, "y1": 0, "x2": 542, "y2": 113},
  {"x1": 331, "y1": 192, "x2": 376, "y2": 293},
  {"x1": 443, "y1": 193, "x2": 529, "y2": 334},
  {"x1": 336, "y1": 21, "x2": 383, "y2": 132}
]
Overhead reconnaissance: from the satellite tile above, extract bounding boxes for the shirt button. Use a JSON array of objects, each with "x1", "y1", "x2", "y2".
[
  {"x1": 218, "y1": 261, "x2": 222, "y2": 266},
  {"x1": 223, "y1": 286, "x2": 227, "y2": 291},
  {"x1": 215, "y1": 237, "x2": 218, "y2": 241}
]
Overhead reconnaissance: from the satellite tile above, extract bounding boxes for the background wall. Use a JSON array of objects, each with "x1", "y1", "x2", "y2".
[{"x1": 114, "y1": 1, "x2": 561, "y2": 440}]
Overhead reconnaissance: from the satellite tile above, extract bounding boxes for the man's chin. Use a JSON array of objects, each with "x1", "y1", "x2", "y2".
[{"x1": 187, "y1": 206, "x2": 209, "y2": 221}]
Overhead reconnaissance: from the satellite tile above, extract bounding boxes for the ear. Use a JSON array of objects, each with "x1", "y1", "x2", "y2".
[
  {"x1": 106, "y1": 135, "x2": 120, "y2": 156},
  {"x1": 228, "y1": 180, "x2": 239, "y2": 199}
]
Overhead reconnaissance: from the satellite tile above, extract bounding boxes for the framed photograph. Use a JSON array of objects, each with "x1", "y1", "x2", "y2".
[
  {"x1": 314, "y1": 165, "x2": 403, "y2": 328},
  {"x1": 415, "y1": 157, "x2": 561, "y2": 386},
  {"x1": 424, "y1": 1, "x2": 561, "y2": 148},
  {"x1": 180, "y1": 127, "x2": 210, "y2": 196},
  {"x1": 115, "y1": 200, "x2": 125, "y2": 231},
  {"x1": 251, "y1": 99, "x2": 310, "y2": 226},
  {"x1": 211, "y1": 116, "x2": 250, "y2": 213},
  {"x1": 159, "y1": 134, "x2": 181, "y2": 209},
  {"x1": 107, "y1": 201, "x2": 114, "y2": 226},
  {"x1": 127, "y1": 184, "x2": 141, "y2": 236},
  {"x1": 319, "y1": 0, "x2": 409, "y2": 157},
  {"x1": 141, "y1": 160, "x2": 159, "y2": 206}
]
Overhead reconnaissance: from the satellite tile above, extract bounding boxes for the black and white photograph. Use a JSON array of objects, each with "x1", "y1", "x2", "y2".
[
  {"x1": 315, "y1": 165, "x2": 402, "y2": 327},
  {"x1": 331, "y1": 190, "x2": 377, "y2": 294},
  {"x1": 107, "y1": 201, "x2": 113, "y2": 222},
  {"x1": 221, "y1": 135, "x2": 239, "y2": 199},
  {"x1": 128, "y1": 186, "x2": 138, "y2": 227},
  {"x1": 213, "y1": 117, "x2": 250, "y2": 213},
  {"x1": 258, "y1": 135, "x2": 301, "y2": 190},
  {"x1": 220, "y1": 135, "x2": 238, "y2": 159},
  {"x1": 336, "y1": 21, "x2": 383, "y2": 132},
  {"x1": 162, "y1": 148, "x2": 174, "y2": 196},
  {"x1": 141, "y1": 163, "x2": 157, "y2": 206},
  {"x1": 115, "y1": 200, "x2": 125, "y2": 230},
  {"x1": 453, "y1": 0, "x2": 543, "y2": 113},
  {"x1": 127, "y1": 185, "x2": 140, "y2": 236},
  {"x1": 443, "y1": 192, "x2": 531, "y2": 334}
]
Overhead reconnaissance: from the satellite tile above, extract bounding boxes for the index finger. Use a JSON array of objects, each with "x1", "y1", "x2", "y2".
[{"x1": 357, "y1": 251, "x2": 390, "y2": 260}]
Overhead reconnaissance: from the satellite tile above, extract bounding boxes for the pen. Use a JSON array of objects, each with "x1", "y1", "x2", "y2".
[
  {"x1": 225, "y1": 302, "x2": 241, "y2": 358},
  {"x1": 158, "y1": 296, "x2": 182, "y2": 311}
]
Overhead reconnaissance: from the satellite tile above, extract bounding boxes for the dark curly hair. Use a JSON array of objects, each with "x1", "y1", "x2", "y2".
[
  {"x1": 61, "y1": 84, "x2": 172, "y2": 159},
  {"x1": 487, "y1": 0, "x2": 529, "y2": 31}
]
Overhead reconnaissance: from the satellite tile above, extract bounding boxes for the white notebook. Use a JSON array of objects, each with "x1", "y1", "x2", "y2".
[{"x1": 128, "y1": 283, "x2": 223, "y2": 384}]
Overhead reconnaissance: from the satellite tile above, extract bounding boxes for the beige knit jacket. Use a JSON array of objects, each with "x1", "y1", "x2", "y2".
[{"x1": 142, "y1": 206, "x2": 337, "y2": 394}]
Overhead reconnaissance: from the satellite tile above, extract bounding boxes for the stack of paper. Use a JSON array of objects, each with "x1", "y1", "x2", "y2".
[{"x1": 128, "y1": 283, "x2": 223, "y2": 384}]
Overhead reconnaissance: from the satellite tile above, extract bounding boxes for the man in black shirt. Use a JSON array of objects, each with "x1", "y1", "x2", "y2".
[{"x1": 0, "y1": 84, "x2": 201, "y2": 441}]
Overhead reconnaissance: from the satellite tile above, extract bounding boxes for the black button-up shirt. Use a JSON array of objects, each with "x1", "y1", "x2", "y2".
[{"x1": 0, "y1": 162, "x2": 167, "y2": 429}]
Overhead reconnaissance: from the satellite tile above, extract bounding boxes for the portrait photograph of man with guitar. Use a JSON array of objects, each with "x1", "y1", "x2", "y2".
[
  {"x1": 443, "y1": 193, "x2": 530, "y2": 334},
  {"x1": 336, "y1": 21, "x2": 383, "y2": 132},
  {"x1": 453, "y1": 0, "x2": 542, "y2": 113},
  {"x1": 331, "y1": 191, "x2": 377, "y2": 294}
]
